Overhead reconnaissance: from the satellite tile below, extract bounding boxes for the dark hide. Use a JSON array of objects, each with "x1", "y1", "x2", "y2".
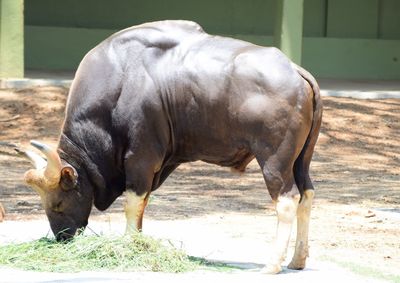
[{"x1": 58, "y1": 20, "x2": 322, "y2": 214}]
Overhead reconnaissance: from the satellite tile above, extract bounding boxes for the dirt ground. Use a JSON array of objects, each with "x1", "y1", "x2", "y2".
[{"x1": 0, "y1": 86, "x2": 399, "y2": 279}]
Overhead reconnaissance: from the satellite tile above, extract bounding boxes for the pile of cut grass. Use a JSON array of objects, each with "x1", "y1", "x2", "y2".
[{"x1": 0, "y1": 233, "x2": 198, "y2": 273}]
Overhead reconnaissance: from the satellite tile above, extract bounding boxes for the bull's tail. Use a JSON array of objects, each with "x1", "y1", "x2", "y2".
[{"x1": 292, "y1": 63, "x2": 323, "y2": 195}]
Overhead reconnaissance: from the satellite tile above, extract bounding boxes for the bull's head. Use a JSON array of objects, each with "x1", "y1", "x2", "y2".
[{"x1": 18, "y1": 141, "x2": 93, "y2": 241}]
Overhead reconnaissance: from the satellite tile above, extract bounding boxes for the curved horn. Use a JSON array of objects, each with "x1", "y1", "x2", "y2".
[
  {"x1": 15, "y1": 148, "x2": 47, "y2": 169},
  {"x1": 30, "y1": 140, "x2": 62, "y2": 183}
]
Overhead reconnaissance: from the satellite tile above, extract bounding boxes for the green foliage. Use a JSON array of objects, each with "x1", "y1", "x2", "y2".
[{"x1": 0, "y1": 233, "x2": 198, "y2": 273}]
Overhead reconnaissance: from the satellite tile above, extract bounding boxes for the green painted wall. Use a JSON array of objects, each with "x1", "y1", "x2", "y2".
[
  {"x1": 25, "y1": 26, "x2": 274, "y2": 71},
  {"x1": 327, "y1": 0, "x2": 379, "y2": 38},
  {"x1": 25, "y1": 0, "x2": 276, "y2": 35},
  {"x1": 23, "y1": 0, "x2": 400, "y2": 79},
  {"x1": 25, "y1": 0, "x2": 277, "y2": 70},
  {"x1": 379, "y1": 0, "x2": 400, "y2": 39},
  {"x1": 25, "y1": 26, "x2": 114, "y2": 70},
  {"x1": 0, "y1": 0, "x2": 24, "y2": 78},
  {"x1": 303, "y1": 0, "x2": 327, "y2": 37},
  {"x1": 303, "y1": 37, "x2": 400, "y2": 79},
  {"x1": 274, "y1": 0, "x2": 304, "y2": 64},
  {"x1": 304, "y1": 0, "x2": 400, "y2": 40},
  {"x1": 302, "y1": 0, "x2": 400, "y2": 79}
]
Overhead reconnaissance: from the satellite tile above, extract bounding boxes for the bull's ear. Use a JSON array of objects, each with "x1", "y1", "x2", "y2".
[{"x1": 60, "y1": 165, "x2": 78, "y2": 191}]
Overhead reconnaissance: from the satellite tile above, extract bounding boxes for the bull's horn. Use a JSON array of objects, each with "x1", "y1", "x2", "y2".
[
  {"x1": 30, "y1": 140, "x2": 62, "y2": 182},
  {"x1": 15, "y1": 148, "x2": 47, "y2": 169}
]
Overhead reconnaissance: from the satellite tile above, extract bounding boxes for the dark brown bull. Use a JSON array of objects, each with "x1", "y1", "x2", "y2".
[{"x1": 20, "y1": 20, "x2": 322, "y2": 274}]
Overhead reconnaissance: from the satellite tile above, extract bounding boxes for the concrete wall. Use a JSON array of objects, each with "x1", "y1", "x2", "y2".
[
  {"x1": 23, "y1": 0, "x2": 400, "y2": 79},
  {"x1": 25, "y1": 0, "x2": 277, "y2": 71},
  {"x1": 302, "y1": 0, "x2": 400, "y2": 79},
  {"x1": 0, "y1": 0, "x2": 24, "y2": 77}
]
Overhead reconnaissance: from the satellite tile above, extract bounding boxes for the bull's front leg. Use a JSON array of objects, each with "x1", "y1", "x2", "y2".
[
  {"x1": 124, "y1": 191, "x2": 150, "y2": 233},
  {"x1": 123, "y1": 140, "x2": 166, "y2": 234},
  {"x1": 262, "y1": 193, "x2": 300, "y2": 274}
]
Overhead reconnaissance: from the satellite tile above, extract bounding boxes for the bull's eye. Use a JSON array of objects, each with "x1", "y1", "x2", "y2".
[{"x1": 52, "y1": 201, "x2": 63, "y2": 213}]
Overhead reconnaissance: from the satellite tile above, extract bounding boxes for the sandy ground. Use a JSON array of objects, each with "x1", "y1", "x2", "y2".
[{"x1": 0, "y1": 86, "x2": 399, "y2": 282}]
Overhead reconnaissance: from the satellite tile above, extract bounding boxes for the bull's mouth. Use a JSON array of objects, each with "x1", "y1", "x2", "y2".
[
  {"x1": 55, "y1": 229, "x2": 76, "y2": 241},
  {"x1": 54, "y1": 226, "x2": 84, "y2": 242}
]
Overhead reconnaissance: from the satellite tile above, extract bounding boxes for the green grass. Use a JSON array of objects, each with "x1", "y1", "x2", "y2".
[{"x1": 0, "y1": 233, "x2": 199, "y2": 273}]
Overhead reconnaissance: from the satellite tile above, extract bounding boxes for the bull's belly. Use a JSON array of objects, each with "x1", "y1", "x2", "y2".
[
  {"x1": 200, "y1": 147, "x2": 255, "y2": 172},
  {"x1": 171, "y1": 142, "x2": 255, "y2": 172}
]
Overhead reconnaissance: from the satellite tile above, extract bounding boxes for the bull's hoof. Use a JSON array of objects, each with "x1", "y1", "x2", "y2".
[
  {"x1": 287, "y1": 259, "x2": 306, "y2": 270},
  {"x1": 261, "y1": 263, "x2": 282, "y2": 274}
]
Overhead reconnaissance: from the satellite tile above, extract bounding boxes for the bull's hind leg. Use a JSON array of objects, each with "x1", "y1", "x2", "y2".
[
  {"x1": 288, "y1": 189, "x2": 314, "y2": 270},
  {"x1": 264, "y1": 192, "x2": 300, "y2": 274},
  {"x1": 257, "y1": 156, "x2": 300, "y2": 274}
]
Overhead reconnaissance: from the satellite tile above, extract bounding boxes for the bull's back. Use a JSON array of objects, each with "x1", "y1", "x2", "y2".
[
  {"x1": 133, "y1": 29, "x2": 308, "y2": 165},
  {"x1": 65, "y1": 20, "x2": 312, "y2": 169}
]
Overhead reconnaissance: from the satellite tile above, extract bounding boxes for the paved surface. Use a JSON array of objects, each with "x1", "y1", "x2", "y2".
[
  {"x1": 0, "y1": 70, "x2": 73, "y2": 89},
  {"x1": 0, "y1": 265, "x2": 386, "y2": 283},
  {"x1": 0, "y1": 217, "x2": 389, "y2": 283},
  {"x1": 318, "y1": 78, "x2": 400, "y2": 99}
]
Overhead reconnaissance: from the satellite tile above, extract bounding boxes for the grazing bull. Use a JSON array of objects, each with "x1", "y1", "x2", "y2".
[{"x1": 19, "y1": 20, "x2": 322, "y2": 273}]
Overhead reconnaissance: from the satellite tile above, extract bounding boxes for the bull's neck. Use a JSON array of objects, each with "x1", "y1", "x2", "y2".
[
  {"x1": 58, "y1": 134, "x2": 93, "y2": 170},
  {"x1": 58, "y1": 133, "x2": 125, "y2": 210},
  {"x1": 58, "y1": 133, "x2": 103, "y2": 190}
]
